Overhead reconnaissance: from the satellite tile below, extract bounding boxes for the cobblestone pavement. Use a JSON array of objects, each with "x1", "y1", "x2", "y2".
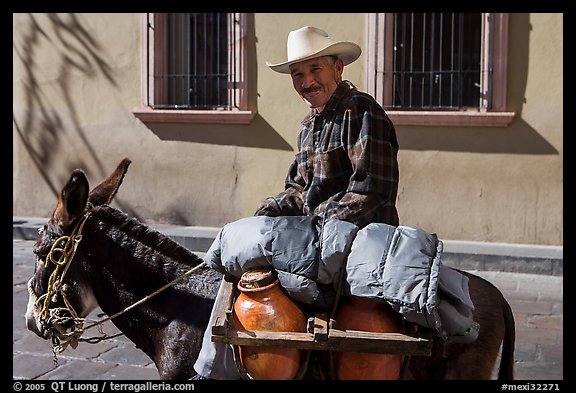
[{"x1": 13, "y1": 239, "x2": 563, "y2": 381}]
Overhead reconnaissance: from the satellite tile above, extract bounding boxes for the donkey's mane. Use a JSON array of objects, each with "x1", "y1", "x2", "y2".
[{"x1": 89, "y1": 204, "x2": 204, "y2": 272}]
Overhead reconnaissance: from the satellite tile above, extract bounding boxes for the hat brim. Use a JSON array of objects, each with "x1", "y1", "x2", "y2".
[{"x1": 266, "y1": 42, "x2": 361, "y2": 74}]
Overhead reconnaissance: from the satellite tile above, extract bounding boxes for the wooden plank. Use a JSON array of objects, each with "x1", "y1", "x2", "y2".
[
  {"x1": 327, "y1": 329, "x2": 432, "y2": 355},
  {"x1": 212, "y1": 327, "x2": 432, "y2": 356},
  {"x1": 210, "y1": 278, "x2": 236, "y2": 336}
]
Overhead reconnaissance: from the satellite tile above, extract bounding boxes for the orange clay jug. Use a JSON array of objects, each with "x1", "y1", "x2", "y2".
[
  {"x1": 233, "y1": 268, "x2": 307, "y2": 380},
  {"x1": 332, "y1": 295, "x2": 404, "y2": 380}
]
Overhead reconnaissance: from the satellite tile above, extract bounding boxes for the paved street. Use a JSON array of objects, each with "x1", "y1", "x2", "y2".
[{"x1": 13, "y1": 238, "x2": 562, "y2": 380}]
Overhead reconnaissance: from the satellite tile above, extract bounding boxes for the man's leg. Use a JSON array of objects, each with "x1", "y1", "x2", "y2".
[{"x1": 193, "y1": 280, "x2": 243, "y2": 380}]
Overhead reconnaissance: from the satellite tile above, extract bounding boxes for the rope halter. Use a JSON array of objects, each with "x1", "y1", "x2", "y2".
[
  {"x1": 29, "y1": 209, "x2": 208, "y2": 361},
  {"x1": 33, "y1": 212, "x2": 92, "y2": 355}
]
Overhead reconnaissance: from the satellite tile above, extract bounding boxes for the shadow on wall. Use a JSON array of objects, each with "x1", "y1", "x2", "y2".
[
  {"x1": 142, "y1": 114, "x2": 294, "y2": 151},
  {"x1": 13, "y1": 13, "x2": 139, "y2": 219},
  {"x1": 12, "y1": 13, "x2": 290, "y2": 226},
  {"x1": 398, "y1": 117, "x2": 558, "y2": 155}
]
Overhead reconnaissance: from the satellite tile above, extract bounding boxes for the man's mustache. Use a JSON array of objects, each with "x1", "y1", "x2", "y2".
[{"x1": 301, "y1": 86, "x2": 322, "y2": 95}]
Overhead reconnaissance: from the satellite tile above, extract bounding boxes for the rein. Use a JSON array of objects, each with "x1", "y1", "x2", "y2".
[{"x1": 33, "y1": 211, "x2": 207, "y2": 358}]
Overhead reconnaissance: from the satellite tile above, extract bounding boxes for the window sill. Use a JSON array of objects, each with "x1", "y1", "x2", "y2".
[
  {"x1": 386, "y1": 110, "x2": 516, "y2": 127},
  {"x1": 133, "y1": 107, "x2": 256, "y2": 125}
]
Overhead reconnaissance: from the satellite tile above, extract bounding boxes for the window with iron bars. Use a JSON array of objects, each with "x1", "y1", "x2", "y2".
[
  {"x1": 391, "y1": 13, "x2": 481, "y2": 110},
  {"x1": 134, "y1": 13, "x2": 254, "y2": 124},
  {"x1": 366, "y1": 13, "x2": 514, "y2": 126}
]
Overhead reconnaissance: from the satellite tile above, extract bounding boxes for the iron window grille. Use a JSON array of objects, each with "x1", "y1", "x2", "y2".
[
  {"x1": 390, "y1": 13, "x2": 482, "y2": 110},
  {"x1": 146, "y1": 13, "x2": 245, "y2": 111}
]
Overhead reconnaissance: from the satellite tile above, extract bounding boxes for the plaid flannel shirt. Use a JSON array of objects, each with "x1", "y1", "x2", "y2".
[{"x1": 256, "y1": 81, "x2": 399, "y2": 228}]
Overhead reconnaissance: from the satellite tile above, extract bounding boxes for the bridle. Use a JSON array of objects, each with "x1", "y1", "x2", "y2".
[
  {"x1": 29, "y1": 211, "x2": 97, "y2": 356},
  {"x1": 29, "y1": 209, "x2": 207, "y2": 360}
]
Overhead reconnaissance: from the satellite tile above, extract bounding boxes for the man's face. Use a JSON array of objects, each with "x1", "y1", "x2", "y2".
[{"x1": 289, "y1": 56, "x2": 343, "y2": 112}]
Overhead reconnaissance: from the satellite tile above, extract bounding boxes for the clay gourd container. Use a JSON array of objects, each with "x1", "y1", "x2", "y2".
[
  {"x1": 332, "y1": 295, "x2": 404, "y2": 380},
  {"x1": 233, "y1": 269, "x2": 307, "y2": 380}
]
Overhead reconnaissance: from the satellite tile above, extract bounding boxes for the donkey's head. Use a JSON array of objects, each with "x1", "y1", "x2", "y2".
[{"x1": 25, "y1": 158, "x2": 131, "y2": 341}]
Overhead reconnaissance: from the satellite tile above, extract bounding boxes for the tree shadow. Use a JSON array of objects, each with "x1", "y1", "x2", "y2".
[{"x1": 13, "y1": 13, "x2": 139, "y2": 217}]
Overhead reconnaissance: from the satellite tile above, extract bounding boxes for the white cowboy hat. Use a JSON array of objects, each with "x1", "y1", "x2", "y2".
[{"x1": 266, "y1": 26, "x2": 361, "y2": 74}]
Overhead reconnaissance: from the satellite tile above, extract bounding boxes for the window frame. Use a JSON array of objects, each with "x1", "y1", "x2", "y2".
[
  {"x1": 366, "y1": 13, "x2": 515, "y2": 127},
  {"x1": 133, "y1": 13, "x2": 255, "y2": 125}
]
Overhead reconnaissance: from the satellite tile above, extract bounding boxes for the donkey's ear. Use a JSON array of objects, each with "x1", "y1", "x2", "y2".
[
  {"x1": 88, "y1": 158, "x2": 131, "y2": 206},
  {"x1": 53, "y1": 169, "x2": 90, "y2": 227}
]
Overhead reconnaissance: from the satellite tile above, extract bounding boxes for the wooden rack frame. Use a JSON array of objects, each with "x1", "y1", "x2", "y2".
[{"x1": 210, "y1": 278, "x2": 433, "y2": 356}]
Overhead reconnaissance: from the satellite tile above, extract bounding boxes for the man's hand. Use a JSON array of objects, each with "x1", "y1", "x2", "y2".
[{"x1": 254, "y1": 198, "x2": 282, "y2": 216}]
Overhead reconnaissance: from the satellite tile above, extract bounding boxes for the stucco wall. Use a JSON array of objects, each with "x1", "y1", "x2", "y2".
[{"x1": 13, "y1": 13, "x2": 562, "y2": 246}]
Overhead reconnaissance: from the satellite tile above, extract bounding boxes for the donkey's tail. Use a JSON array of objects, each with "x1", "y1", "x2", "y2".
[{"x1": 497, "y1": 296, "x2": 516, "y2": 380}]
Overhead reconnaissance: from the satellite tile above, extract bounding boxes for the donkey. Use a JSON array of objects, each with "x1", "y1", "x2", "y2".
[
  {"x1": 25, "y1": 158, "x2": 515, "y2": 380},
  {"x1": 25, "y1": 158, "x2": 221, "y2": 379}
]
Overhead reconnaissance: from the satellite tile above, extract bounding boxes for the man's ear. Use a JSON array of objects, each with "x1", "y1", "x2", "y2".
[{"x1": 335, "y1": 58, "x2": 344, "y2": 78}]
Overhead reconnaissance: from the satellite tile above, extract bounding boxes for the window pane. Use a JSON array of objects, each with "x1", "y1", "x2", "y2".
[
  {"x1": 392, "y1": 13, "x2": 481, "y2": 110},
  {"x1": 187, "y1": 13, "x2": 229, "y2": 108},
  {"x1": 160, "y1": 13, "x2": 229, "y2": 109}
]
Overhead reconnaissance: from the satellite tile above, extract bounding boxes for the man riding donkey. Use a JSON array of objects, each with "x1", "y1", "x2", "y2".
[{"x1": 192, "y1": 26, "x2": 478, "y2": 380}]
